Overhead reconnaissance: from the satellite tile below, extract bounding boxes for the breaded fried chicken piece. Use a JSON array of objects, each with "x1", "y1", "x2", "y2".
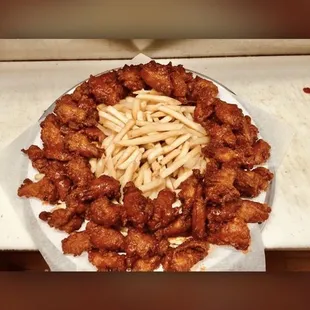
[
  {"x1": 122, "y1": 182, "x2": 153, "y2": 230},
  {"x1": 194, "y1": 88, "x2": 217, "y2": 123},
  {"x1": 39, "y1": 209, "x2": 83, "y2": 233},
  {"x1": 140, "y1": 61, "x2": 173, "y2": 96},
  {"x1": 117, "y1": 64, "x2": 146, "y2": 91},
  {"x1": 131, "y1": 256, "x2": 161, "y2": 272},
  {"x1": 78, "y1": 175, "x2": 121, "y2": 202},
  {"x1": 148, "y1": 189, "x2": 178, "y2": 231},
  {"x1": 237, "y1": 200, "x2": 271, "y2": 223},
  {"x1": 18, "y1": 177, "x2": 58, "y2": 204},
  {"x1": 88, "y1": 250, "x2": 126, "y2": 272},
  {"x1": 214, "y1": 100, "x2": 244, "y2": 130},
  {"x1": 155, "y1": 214, "x2": 191, "y2": 238},
  {"x1": 54, "y1": 94, "x2": 98, "y2": 130},
  {"x1": 88, "y1": 71, "x2": 127, "y2": 106},
  {"x1": 188, "y1": 76, "x2": 218, "y2": 101},
  {"x1": 207, "y1": 200, "x2": 242, "y2": 223},
  {"x1": 237, "y1": 115, "x2": 259, "y2": 146},
  {"x1": 62, "y1": 231, "x2": 91, "y2": 256},
  {"x1": 125, "y1": 228, "x2": 157, "y2": 259},
  {"x1": 86, "y1": 222, "x2": 125, "y2": 251},
  {"x1": 191, "y1": 184, "x2": 206, "y2": 239},
  {"x1": 88, "y1": 196, "x2": 124, "y2": 227},
  {"x1": 40, "y1": 114, "x2": 71, "y2": 161},
  {"x1": 71, "y1": 81, "x2": 90, "y2": 102},
  {"x1": 65, "y1": 131, "x2": 102, "y2": 158},
  {"x1": 162, "y1": 238, "x2": 210, "y2": 272},
  {"x1": 204, "y1": 121, "x2": 236, "y2": 148},
  {"x1": 208, "y1": 217, "x2": 250, "y2": 251},
  {"x1": 81, "y1": 127, "x2": 105, "y2": 143},
  {"x1": 234, "y1": 167, "x2": 273, "y2": 198},
  {"x1": 22, "y1": 145, "x2": 48, "y2": 173},
  {"x1": 250, "y1": 139, "x2": 271, "y2": 166},
  {"x1": 65, "y1": 156, "x2": 94, "y2": 188},
  {"x1": 178, "y1": 169, "x2": 203, "y2": 216},
  {"x1": 65, "y1": 189, "x2": 89, "y2": 215},
  {"x1": 204, "y1": 162, "x2": 240, "y2": 204}
]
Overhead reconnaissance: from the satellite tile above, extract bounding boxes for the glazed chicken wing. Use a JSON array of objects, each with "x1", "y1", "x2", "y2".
[
  {"x1": 86, "y1": 222, "x2": 125, "y2": 251},
  {"x1": 65, "y1": 156, "x2": 94, "y2": 187},
  {"x1": 140, "y1": 61, "x2": 173, "y2": 96},
  {"x1": 40, "y1": 114, "x2": 71, "y2": 161},
  {"x1": 88, "y1": 71, "x2": 127, "y2": 106},
  {"x1": 117, "y1": 64, "x2": 146, "y2": 91},
  {"x1": 208, "y1": 217, "x2": 250, "y2": 251},
  {"x1": 88, "y1": 250, "x2": 126, "y2": 272},
  {"x1": 62, "y1": 231, "x2": 91, "y2": 256},
  {"x1": 88, "y1": 196, "x2": 124, "y2": 227},
  {"x1": 162, "y1": 238, "x2": 209, "y2": 272},
  {"x1": 18, "y1": 177, "x2": 59, "y2": 204},
  {"x1": 148, "y1": 189, "x2": 178, "y2": 231},
  {"x1": 78, "y1": 175, "x2": 121, "y2": 202},
  {"x1": 122, "y1": 182, "x2": 153, "y2": 230},
  {"x1": 65, "y1": 131, "x2": 102, "y2": 158}
]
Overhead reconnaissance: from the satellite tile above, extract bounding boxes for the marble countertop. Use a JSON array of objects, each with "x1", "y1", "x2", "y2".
[{"x1": 0, "y1": 56, "x2": 309, "y2": 251}]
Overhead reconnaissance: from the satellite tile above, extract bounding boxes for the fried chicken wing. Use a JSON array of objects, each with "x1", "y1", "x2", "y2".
[
  {"x1": 65, "y1": 189, "x2": 89, "y2": 215},
  {"x1": 178, "y1": 170, "x2": 203, "y2": 216},
  {"x1": 88, "y1": 72, "x2": 127, "y2": 105},
  {"x1": 148, "y1": 189, "x2": 178, "y2": 231},
  {"x1": 208, "y1": 217, "x2": 250, "y2": 250},
  {"x1": 131, "y1": 256, "x2": 161, "y2": 272},
  {"x1": 162, "y1": 238, "x2": 209, "y2": 272},
  {"x1": 81, "y1": 127, "x2": 105, "y2": 143},
  {"x1": 88, "y1": 196, "x2": 123, "y2": 227},
  {"x1": 214, "y1": 100, "x2": 244, "y2": 130},
  {"x1": 122, "y1": 182, "x2": 153, "y2": 230},
  {"x1": 207, "y1": 200, "x2": 242, "y2": 223},
  {"x1": 194, "y1": 88, "x2": 217, "y2": 123},
  {"x1": 234, "y1": 167, "x2": 273, "y2": 198},
  {"x1": 117, "y1": 64, "x2": 146, "y2": 91},
  {"x1": 156, "y1": 214, "x2": 191, "y2": 238},
  {"x1": 140, "y1": 61, "x2": 173, "y2": 96},
  {"x1": 65, "y1": 156, "x2": 94, "y2": 187},
  {"x1": 236, "y1": 200, "x2": 271, "y2": 223},
  {"x1": 54, "y1": 94, "x2": 98, "y2": 130},
  {"x1": 169, "y1": 64, "x2": 193, "y2": 100},
  {"x1": 71, "y1": 81, "x2": 90, "y2": 102},
  {"x1": 237, "y1": 115, "x2": 259, "y2": 146},
  {"x1": 39, "y1": 209, "x2": 83, "y2": 233},
  {"x1": 124, "y1": 228, "x2": 157, "y2": 259},
  {"x1": 204, "y1": 164, "x2": 240, "y2": 204},
  {"x1": 62, "y1": 231, "x2": 91, "y2": 256},
  {"x1": 204, "y1": 121, "x2": 236, "y2": 148},
  {"x1": 18, "y1": 177, "x2": 59, "y2": 204},
  {"x1": 188, "y1": 76, "x2": 218, "y2": 101},
  {"x1": 250, "y1": 139, "x2": 271, "y2": 166},
  {"x1": 86, "y1": 222, "x2": 125, "y2": 251},
  {"x1": 22, "y1": 145, "x2": 48, "y2": 173},
  {"x1": 191, "y1": 184, "x2": 206, "y2": 239},
  {"x1": 40, "y1": 114, "x2": 71, "y2": 161},
  {"x1": 88, "y1": 250, "x2": 126, "y2": 272},
  {"x1": 65, "y1": 131, "x2": 102, "y2": 158},
  {"x1": 78, "y1": 175, "x2": 121, "y2": 202}
]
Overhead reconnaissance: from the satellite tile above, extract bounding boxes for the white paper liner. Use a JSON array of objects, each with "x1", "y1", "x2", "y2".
[{"x1": 0, "y1": 53, "x2": 295, "y2": 272}]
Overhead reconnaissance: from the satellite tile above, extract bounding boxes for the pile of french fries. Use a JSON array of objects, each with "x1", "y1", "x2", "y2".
[{"x1": 91, "y1": 90, "x2": 209, "y2": 198}]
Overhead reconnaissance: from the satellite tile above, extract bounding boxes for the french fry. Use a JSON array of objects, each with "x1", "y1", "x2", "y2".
[
  {"x1": 132, "y1": 99, "x2": 140, "y2": 120},
  {"x1": 136, "y1": 94, "x2": 182, "y2": 105},
  {"x1": 116, "y1": 146, "x2": 136, "y2": 166},
  {"x1": 189, "y1": 136, "x2": 210, "y2": 147},
  {"x1": 106, "y1": 106, "x2": 129, "y2": 123},
  {"x1": 117, "y1": 147, "x2": 140, "y2": 169},
  {"x1": 159, "y1": 115, "x2": 173, "y2": 123},
  {"x1": 143, "y1": 168, "x2": 152, "y2": 185},
  {"x1": 100, "y1": 120, "x2": 122, "y2": 133},
  {"x1": 89, "y1": 158, "x2": 97, "y2": 173},
  {"x1": 34, "y1": 173, "x2": 45, "y2": 181},
  {"x1": 99, "y1": 111, "x2": 124, "y2": 127},
  {"x1": 97, "y1": 124, "x2": 113, "y2": 136},
  {"x1": 139, "y1": 179, "x2": 165, "y2": 193},
  {"x1": 162, "y1": 134, "x2": 191, "y2": 155},
  {"x1": 95, "y1": 157, "x2": 105, "y2": 178},
  {"x1": 106, "y1": 156, "x2": 116, "y2": 178},
  {"x1": 173, "y1": 170, "x2": 193, "y2": 189},
  {"x1": 129, "y1": 123, "x2": 183, "y2": 139},
  {"x1": 161, "y1": 148, "x2": 181, "y2": 166}
]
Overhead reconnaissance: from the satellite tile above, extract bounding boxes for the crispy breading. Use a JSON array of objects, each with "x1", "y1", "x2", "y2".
[
  {"x1": 124, "y1": 228, "x2": 157, "y2": 259},
  {"x1": 194, "y1": 88, "x2": 217, "y2": 123},
  {"x1": 62, "y1": 231, "x2": 91, "y2": 256},
  {"x1": 88, "y1": 196, "x2": 123, "y2": 227},
  {"x1": 234, "y1": 167, "x2": 273, "y2": 198},
  {"x1": 188, "y1": 76, "x2": 218, "y2": 101},
  {"x1": 86, "y1": 222, "x2": 125, "y2": 251},
  {"x1": 214, "y1": 100, "x2": 244, "y2": 130},
  {"x1": 71, "y1": 81, "x2": 90, "y2": 102},
  {"x1": 40, "y1": 114, "x2": 71, "y2": 161},
  {"x1": 81, "y1": 127, "x2": 105, "y2": 143},
  {"x1": 237, "y1": 115, "x2": 259, "y2": 146},
  {"x1": 140, "y1": 61, "x2": 173, "y2": 96},
  {"x1": 122, "y1": 182, "x2": 153, "y2": 230},
  {"x1": 236, "y1": 200, "x2": 271, "y2": 223},
  {"x1": 207, "y1": 200, "x2": 241, "y2": 223},
  {"x1": 78, "y1": 175, "x2": 121, "y2": 202},
  {"x1": 88, "y1": 72, "x2": 127, "y2": 105},
  {"x1": 65, "y1": 131, "x2": 102, "y2": 158},
  {"x1": 162, "y1": 238, "x2": 209, "y2": 272},
  {"x1": 65, "y1": 189, "x2": 89, "y2": 215},
  {"x1": 208, "y1": 217, "x2": 250, "y2": 250},
  {"x1": 18, "y1": 177, "x2": 59, "y2": 204},
  {"x1": 39, "y1": 209, "x2": 83, "y2": 233},
  {"x1": 131, "y1": 256, "x2": 161, "y2": 272},
  {"x1": 117, "y1": 64, "x2": 146, "y2": 91},
  {"x1": 170, "y1": 64, "x2": 193, "y2": 99},
  {"x1": 156, "y1": 214, "x2": 191, "y2": 238},
  {"x1": 250, "y1": 140, "x2": 271, "y2": 166},
  {"x1": 22, "y1": 145, "x2": 48, "y2": 173},
  {"x1": 65, "y1": 156, "x2": 94, "y2": 187},
  {"x1": 148, "y1": 189, "x2": 178, "y2": 231},
  {"x1": 191, "y1": 184, "x2": 206, "y2": 239},
  {"x1": 88, "y1": 250, "x2": 126, "y2": 272},
  {"x1": 204, "y1": 121, "x2": 236, "y2": 148}
]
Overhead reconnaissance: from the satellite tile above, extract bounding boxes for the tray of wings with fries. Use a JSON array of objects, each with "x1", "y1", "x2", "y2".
[{"x1": 16, "y1": 58, "x2": 275, "y2": 272}]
